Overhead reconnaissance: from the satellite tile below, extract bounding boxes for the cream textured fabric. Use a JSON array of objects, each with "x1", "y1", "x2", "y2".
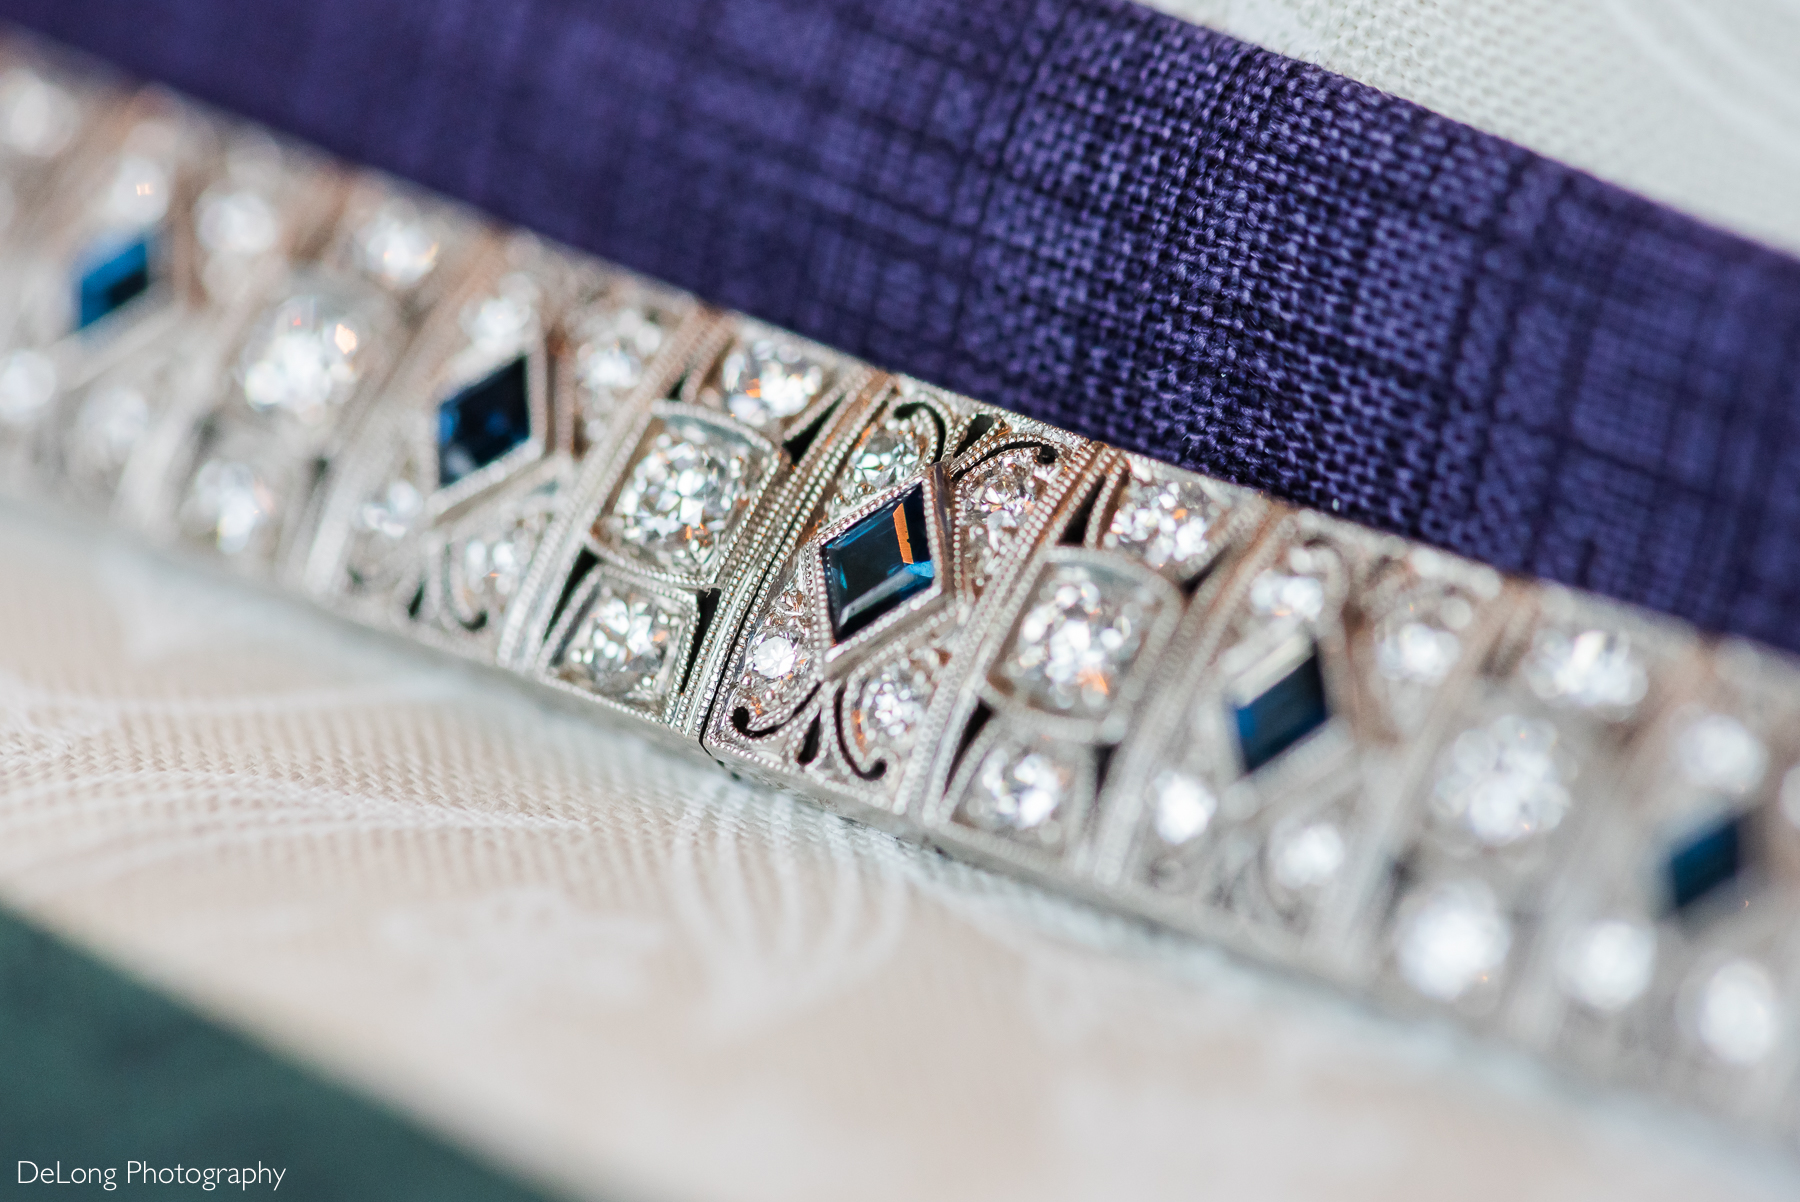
[
  {"x1": 3, "y1": 507, "x2": 1798, "y2": 1201},
  {"x1": 1152, "y1": 0, "x2": 1800, "y2": 255}
]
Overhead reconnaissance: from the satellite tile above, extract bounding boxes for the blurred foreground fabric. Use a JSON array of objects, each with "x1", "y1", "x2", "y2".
[{"x1": 5, "y1": 503, "x2": 1800, "y2": 1199}]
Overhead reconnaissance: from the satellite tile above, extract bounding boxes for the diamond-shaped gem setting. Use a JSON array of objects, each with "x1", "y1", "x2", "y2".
[
  {"x1": 823, "y1": 485, "x2": 934, "y2": 642},
  {"x1": 1230, "y1": 644, "x2": 1329, "y2": 774},
  {"x1": 437, "y1": 356, "x2": 531, "y2": 487},
  {"x1": 75, "y1": 233, "x2": 153, "y2": 330}
]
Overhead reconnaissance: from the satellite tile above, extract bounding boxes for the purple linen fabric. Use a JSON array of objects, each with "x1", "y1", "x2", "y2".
[{"x1": 7, "y1": 0, "x2": 1800, "y2": 649}]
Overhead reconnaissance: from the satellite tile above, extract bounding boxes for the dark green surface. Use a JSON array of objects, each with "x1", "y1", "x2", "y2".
[{"x1": 0, "y1": 905, "x2": 565, "y2": 1200}]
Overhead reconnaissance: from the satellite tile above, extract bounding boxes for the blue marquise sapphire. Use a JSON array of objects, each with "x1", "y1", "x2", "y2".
[
  {"x1": 1664, "y1": 811, "x2": 1750, "y2": 914},
  {"x1": 1231, "y1": 646, "x2": 1329, "y2": 773},
  {"x1": 823, "y1": 485, "x2": 935, "y2": 641},
  {"x1": 75, "y1": 233, "x2": 153, "y2": 330},
  {"x1": 437, "y1": 356, "x2": 531, "y2": 487}
]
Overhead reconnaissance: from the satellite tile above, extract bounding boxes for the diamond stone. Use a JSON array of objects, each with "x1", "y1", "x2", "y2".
[
  {"x1": 103, "y1": 153, "x2": 170, "y2": 226},
  {"x1": 1395, "y1": 879, "x2": 1510, "y2": 1002},
  {"x1": 573, "y1": 302, "x2": 665, "y2": 426},
  {"x1": 0, "y1": 348, "x2": 55, "y2": 425},
  {"x1": 961, "y1": 735, "x2": 1081, "y2": 845},
  {"x1": 196, "y1": 186, "x2": 279, "y2": 258},
  {"x1": 718, "y1": 334, "x2": 825, "y2": 427},
  {"x1": 1002, "y1": 563, "x2": 1154, "y2": 717},
  {"x1": 355, "y1": 200, "x2": 441, "y2": 289},
  {"x1": 1696, "y1": 959, "x2": 1781, "y2": 1065},
  {"x1": 1103, "y1": 466, "x2": 1223, "y2": 578},
  {"x1": 73, "y1": 383, "x2": 150, "y2": 475},
  {"x1": 181, "y1": 458, "x2": 278, "y2": 556},
  {"x1": 1557, "y1": 919, "x2": 1655, "y2": 1012},
  {"x1": 827, "y1": 409, "x2": 936, "y2": 518},
  {"x1": 1270, "y1": 821, "x2": 1345, "y2": 891},
  {"x1": 1525, "y1": 628, "x2": 1647, "y2": 711},
  {"x1": 1432, "y1": 715, "x2": 1570, "y2": 847},
  {"x1": 557, "y1": 583, "x2": 680, "y2": 704},
  {"x1": 1150, "y1": 771, "x2": 1216, "y2": 845},
  {"x1": 736, "y1": 582, "x2": 814, "y2": 723},
  {"x1": 1376, "y1": 620, "x2": 1461, "y2": 684},
  {"x1": 448, "y1": 512, "x2": 545, "y2": 624},
  {"x1": 607, "y1": 420, "x2": 762, "y2": 577},
  {"x1": 238, "y1": 289, "x2": 384, "y2": 428},
  {"x1": 851, "y1": 651, "x2": 938, "y2": 756},
  {"x1": 1248, "y1": 571, "x2": 1325, "y2": 622},
  {"x1": 958, "y1": 447, "x2": 1059, "y2": 587},
  {"x1": 0, "y1": 67, "x2": 77, "y2": 157},
  {"x1": 1675, "y1": 713, "x2": 1765, "y2": 796}
]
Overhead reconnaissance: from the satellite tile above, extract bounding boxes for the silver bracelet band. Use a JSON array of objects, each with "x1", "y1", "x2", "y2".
[{"x1": 4, "y1": 45, "x2": 1798, "y2": 1141}]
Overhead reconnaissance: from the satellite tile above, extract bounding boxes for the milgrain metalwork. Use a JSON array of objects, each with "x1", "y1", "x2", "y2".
[{"x1": 5, "y1": 48, "x2": 1800, "y2": 1144}]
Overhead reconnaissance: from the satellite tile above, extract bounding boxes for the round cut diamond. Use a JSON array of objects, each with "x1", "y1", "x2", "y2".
[
  {"x1": 851, "y1": 651, "x2": 938, "y2": 755},
  {"x1": 1103, "y1": 468, "x2": 1221, "y2": 577},
  {"x1": 196, "y1": 186, "x2": 279, "y2": 258},
  {"x1": 0, "y1": 348, "x2": 56, "y2": 426},
  {"x1": 718, "y1": 335, "x2": 825, "y2": 427},
  {"x1": 104, "y1": 153, "x2": 170, "y2": 225},
  {"x1": 1696, "y1": 959, "x2": 1781, "y2": 1065},
  {"x1": 1557, "y1": 919, "x2": 1656, "y2": 1012},
  {"x1": 181, "y1": 458, "x2": 278, "y2": 556},
  {"x1": 828, "y1": 410, "x2": 936, "y2": 517},
  {"x1": 559, "y1": 583, "x2": 679, "y2": 703},
  {"x1": 958, "y1": 447, "x2": 1059, "y2": 586},
  {"x1": 573, "y1": 303, "x2": 665, "y2": 423},
  {"x1": 1433, "y1": 714, "x2": 1570, "y2": 846},
  {"x1": 1525, "y1": 628, "x2": 1647, "y2": 711},
  {"x1": 1270, "y1": 821, "x2": 1345, "y2": 891},
  {"x1": 1675, "y1": 713, "x2": 1765, "y2": 797},
  {"x1": 461, "y1": 285, "x2": 537, "y2": 351},
  {"x1": 0, "y1": 67, "x2": 77, "y2": 157},
  {"x1": 1376, "y1": 620, "x2": 1461, "y2": 684},
  {"x1": 1395, "y1": 879, "x2": 1510, "y2": 1001},
  {"x1": 1248, "y1": 572, "x2": 1325, "y2": 622},
  {"x1": 1003, "y1": 565, "x2": 1153, "y2": 716},
  {"x1": 355, "y1": 478, "x2": 424, "y2": 544},
  {"x1": 73, "y1": 383, "x2": 150, "y2": 474},
  {"x1": 962, "y1": 737, "x2": 1080, "y2": 845},
  {"x1": 238, "y1": 290, "x2": 384, "y2": 428},
  {"x1": 607, "y1": 420, "x2": 761, "y2": 576},
  {"x1": 736, "y1": 583, "x2": 814, "y2": 722},
  {"x1": 355, "y1": 200, "x2": 441, "y2": 289},
  {"x1": 1150, "y1": 771, "x2": 1215, "y2": 845},
  {"x1": 448, "y1": 513, "x2": 544, "y2": 623}
]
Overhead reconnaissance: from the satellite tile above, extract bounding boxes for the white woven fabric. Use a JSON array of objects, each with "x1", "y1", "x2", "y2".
[
  {"x1": 2, "y1": 506, "x2": 1796, "y2": 1201},
  {"x1": 1154, "y1": 0, "x2": 1800, "y2": 255}
]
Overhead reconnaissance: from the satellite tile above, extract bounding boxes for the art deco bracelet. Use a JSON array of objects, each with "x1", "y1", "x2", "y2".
[{"x1": 3, "y1": 45, "x2": 1799, "y2": 1143}]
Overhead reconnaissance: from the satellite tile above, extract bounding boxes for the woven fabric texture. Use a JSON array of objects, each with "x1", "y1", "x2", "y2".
[
  {"x1": 3, "y1": 509, "x2": 1796, "y2": 1202},
  {"x1": 5, "y1": 0, "x2": 1800, "y2": 651}
]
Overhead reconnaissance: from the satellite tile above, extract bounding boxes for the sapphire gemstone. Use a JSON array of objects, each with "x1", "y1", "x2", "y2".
[
  {"x1": 437, "y1": 356, "x2": 531, "y2": 487},
  {"x1": 75, "y1": 234, "x2": 153, "y2": 330},
  {"x1": 1231, "y1": 647, "x2": 1328, "y2": 773},
  {"x1": 823, "y1": 485, "x2": 934, "y2": 641},
  {"x1": 1665, "y1": 811, "x2": 1748, "y2": 913}
]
